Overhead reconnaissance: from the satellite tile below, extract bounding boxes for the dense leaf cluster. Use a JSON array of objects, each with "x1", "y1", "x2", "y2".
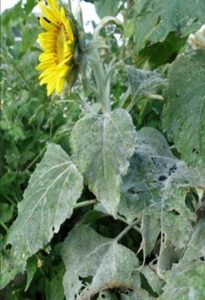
[{"x1": 0, "y1": 0, "x2": 205, "y2": 299}]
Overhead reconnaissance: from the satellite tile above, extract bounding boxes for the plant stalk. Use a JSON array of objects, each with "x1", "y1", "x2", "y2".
[
  {"x1": 74, "y1": 199, "x2": 97, "y2": 209},
  {"x1": 115, "y1": 219, "x2": 139, "y2": 242},
  {"x1": 89, "y1": 51, "x2": 111, "y2": 113}
]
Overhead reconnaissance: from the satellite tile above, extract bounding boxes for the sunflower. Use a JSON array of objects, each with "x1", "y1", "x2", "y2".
[{"x1": 36, "y1": 0, "x2": 75, "y2": 96}]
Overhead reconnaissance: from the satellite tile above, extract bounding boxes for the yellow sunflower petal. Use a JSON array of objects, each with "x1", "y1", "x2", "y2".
[
  {"x1": 47, "y1": 0, "x2": 60, "y2": 17},
  {"x1": 39, "y1": 17, "x2": 55, "y2": 32},
  {"x1": 39, "y1": 51, "x2": 56, "y2": 62},
  {"x1": 39, "y1": 66, "x2": 56, "y2": 79},
  {"x1": 40, "y1": 71, "x2": 57, "y2": 85},
  {"x1": 56, "y1": 78, "x2": 65, "y2": 94},
  {"x1": 56, "y1": 64, "x2": 69, "y2": 78},
  {"x1": 36, "y1": 61, "x2": 55, "y2": 71},
  {"x1": 38, "y1": 1, "x2": 59, "y2": 24},
  {"x1": 39, "y1": 31, "x2": 56, "y2": 40},
  {"x1": 58, "y1": 55, "x2": 72, "y2": 68},
  {"x1": 60, "y1": 7, "x2": 74, "y2": 41},
  {"x1": 47, "y1": 79, "x2": 57, "y2": 96},
  {"x1": 39, "y1": 39, "x2": 56, "y2": 51}
]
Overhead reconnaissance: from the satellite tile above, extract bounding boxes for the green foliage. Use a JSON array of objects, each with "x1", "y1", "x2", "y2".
[
  {"x1": 1, "y1": 0, "x2": 205, "y2": 299},
  {"x1": 84, "y1": 0, "x2": 119, "y2": 18},
  {"x1": 161, "y1": 263, "x2": 205, "y2": 300},
  {"x1": 134, "y1": 0, "x2": 205, "y2": 53},
  {"x1": 2, "y1": 144, "x2": 83, "y2": 287},
  {"x1": 61, "y1": 225, "x2": 140, "y2": 299},
  {"x1": 126, "y1": 67, "x2": 164, "y2": 99},
  {"x1": 95, "y1": 0, "x2": 119, "y2": 18},
  {"x1": 162, "y1": 50, "x2": 205, "y2": 170},
  {"x1": 71, "y1": 109, "x2": 136, "y2": 216}
]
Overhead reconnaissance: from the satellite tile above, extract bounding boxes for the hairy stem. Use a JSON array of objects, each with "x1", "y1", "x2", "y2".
[
  {"x1": 115, "y1": 219, "x2": 139, "y2": 242},
  {"x1": 75, "y1": 199, "x2": 97, "y2": 209},
  {"x1": 117, "y1": 215, "x2": 141, "y2": 233},
  {"x1": 89, "y1": 51, "x2": 111, "y2": 113}
]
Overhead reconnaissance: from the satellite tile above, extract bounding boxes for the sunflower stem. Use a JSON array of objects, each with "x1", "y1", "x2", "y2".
[
  {"x1": 74, "y1": 199, "x2": 97, "y2": 208},
  {"x1": 90, "y1": 50, "x2": 111, "y2": 113},
  {"x1": 117, "y1": 216, "x2": 141, "y2": 233},
  {"x1": 115, "y1": 219, "x2": 139, "y2": 242},
  {"x1": 0, "y1": 221, "x2": 9, "y2": 232}
]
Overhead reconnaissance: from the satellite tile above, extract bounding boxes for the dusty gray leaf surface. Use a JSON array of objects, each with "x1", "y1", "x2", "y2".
[
  {"x1": 134, "y1": 0, "x2": 205, "y2": 52},
  {"x1": 119, "y1": 128, "x2": 204, "y2": 250},
  {"x1": 61, "y1": 225, "x2": 139, "y2": 300},
  {"x1": 161, "y1": 263, "x2": 205, "y2": 300},
  {"x1": 5, "y1": 144, "x2": 83, "y2": 277},
  {"x1": 126, "y1": 66, "x2": 164, "y2": 98},
  {"x1": 162, "y1": 50, "x2": 205, "y2": 170},
  {"x1": 71, "y1": 109, "x2": 136, "y2": 216}
]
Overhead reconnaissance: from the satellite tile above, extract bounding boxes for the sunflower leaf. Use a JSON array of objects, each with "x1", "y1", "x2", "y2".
[
  {"x1": 70, "y1": 109, "x2": 136, "y2": 216},
  {"x1": 162, "y1": 50, "x2": 205, "y2": 170},
  {"x1": 126, "y1": 66, "x2": 164, "y2": 99},
  {"x1": 134, "y1": 0, "x2": 205, "y2": 52},
  {"x1": 3, "y1": 144, "x2": 83, "y2": 286},
  {"x1": 95, "y1": 0, "x2": 119, "y2": 18},
  {"x1": 61, "y1": 225, "x2": 140, "y2": 299},
  {"x1": 119, "y1": 128, "x2": 204, "y2": 253},
  {"x1": 161, "y1": 263, "x2": 205, "y2": 300}
]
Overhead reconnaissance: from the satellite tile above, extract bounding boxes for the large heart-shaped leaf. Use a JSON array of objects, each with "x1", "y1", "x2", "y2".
[
  {"x1": 61, "y1": 225, "x2": 139, "y2": 299},
  {"x1": 134, "y1": 0, "x2": 205, "y2": 52},
  {"x1": 119, "y1": 128, "x2": 204, "y2": 252},
  {"x1": 162, "y1": 50, "x2": 205, "y2": 170},
  {"x1": 71, "y1": 109, "x2": 136, "y2": 216},
  {"x1": 3, "y1": 144, "x2": 83, "y2": 287},
  {"x1": 119, "y1": 127, "x2": 193, "y2": 220}
]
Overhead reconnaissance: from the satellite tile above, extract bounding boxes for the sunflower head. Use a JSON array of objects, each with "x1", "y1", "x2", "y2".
[{"x1": 36, "y1": 0, "x2": 77, "y2": 96}]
